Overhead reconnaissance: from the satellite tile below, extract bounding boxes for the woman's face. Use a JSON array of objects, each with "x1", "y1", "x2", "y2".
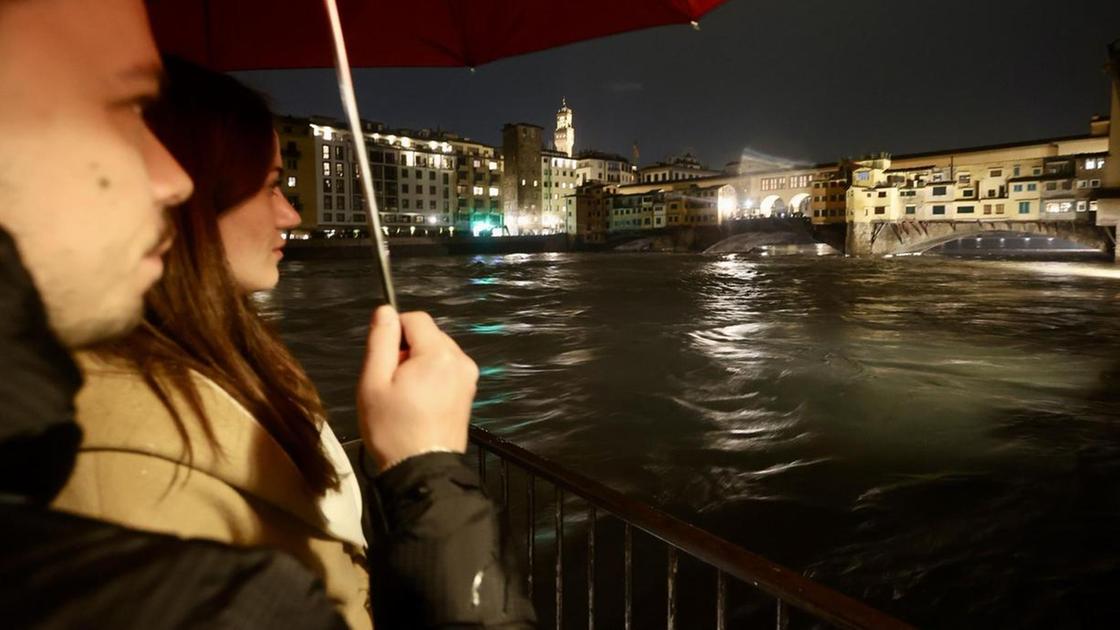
[{"x1": 218, "y1": 134, "x2": 300, "y2": 293}]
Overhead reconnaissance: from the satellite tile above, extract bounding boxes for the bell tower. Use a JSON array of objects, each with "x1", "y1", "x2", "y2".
[{"x1": 554, "y1": 98, "x2": 574, "y2": 157}]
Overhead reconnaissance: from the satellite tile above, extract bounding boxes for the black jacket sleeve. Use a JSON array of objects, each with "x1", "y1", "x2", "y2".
[
  {"x1": 367, "y1": 452, "x2": 537, "y2": 629},
  {"x1": 0, "y1": 501, "x2": 348, "y2": 630}
]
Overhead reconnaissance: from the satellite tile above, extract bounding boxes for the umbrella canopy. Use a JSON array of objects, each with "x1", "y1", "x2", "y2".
[{"x1": 148, "y1": 0, "x2": 731, "y2": 70}]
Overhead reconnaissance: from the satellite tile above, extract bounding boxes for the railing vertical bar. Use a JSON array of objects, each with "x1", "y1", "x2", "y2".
[
  {"x1": 527, "y1": 473, "x2": 535, "y2": 599},
  {"x1": 776, "y1": 599, "x2": 789, "y2": 630},
  {"x1": 501, "y1": 457, "x2": 509, "y2": 509},
  {"x1": 587, "y1": 505, "x2": 596, "y2": 630},
  {"x1": 716, "y1": 570, "x2": 726, "y2": 630},
  {"x1": 624, "y1": 523, "x2": 632, "y2": 630},
  {"x1": 556, "y1": 488, "x2": 564, "y2": 630},
  {"x1": 667, "y1": 547, "x2": 678, "y2": 630}
]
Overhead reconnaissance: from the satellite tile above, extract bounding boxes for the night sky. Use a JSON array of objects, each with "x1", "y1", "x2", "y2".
[{"x1": 235, "y1": 0, "x2": 1120, "y2": 169}]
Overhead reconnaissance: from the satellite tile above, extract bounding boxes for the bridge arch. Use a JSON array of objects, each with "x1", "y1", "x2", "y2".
[
  {"x1": 855, "y1": 220, "x2": 1111, "y2": 256},
  {"x1": 759, "y1": 194, "x2": 783, "y2": 217},
  {"x1": 789, "y1": 193, "x2": 810, "y2": 216},
  {"x1": 717, "y1": 185, "x2": 738, "y2": 220},
  {"x1": 917, "y1": 231, "x2": 1098, "y2": 254}
]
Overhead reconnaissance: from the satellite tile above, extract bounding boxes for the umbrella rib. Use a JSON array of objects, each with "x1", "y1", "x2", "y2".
[{"x1": 443, "y1": 0, "x2": 473, "y2": 66}]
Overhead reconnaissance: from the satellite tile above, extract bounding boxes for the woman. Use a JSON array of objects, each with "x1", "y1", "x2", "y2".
[{"x1": 51, "y1": 57, "x2": 371, "y2": 630}]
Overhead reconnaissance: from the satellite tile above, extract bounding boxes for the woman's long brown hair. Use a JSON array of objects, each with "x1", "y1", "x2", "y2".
[{"x1": 97, "y1": 56, "x2": 338, "y2": 495}]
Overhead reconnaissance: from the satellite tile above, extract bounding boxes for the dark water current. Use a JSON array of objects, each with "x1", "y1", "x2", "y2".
[{"x1": 260, "y1": 253, "x2": 1120, "y2": 628}]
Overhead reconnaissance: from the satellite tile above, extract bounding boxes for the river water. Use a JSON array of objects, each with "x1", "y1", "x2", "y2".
[{"x1": 260, "y1": 253, "x2": 1120, "y2": 628}]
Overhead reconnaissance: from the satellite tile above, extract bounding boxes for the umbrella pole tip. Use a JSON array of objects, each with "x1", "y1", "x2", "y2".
[{"x1": 469, "y1": 66, "x2": 477, "y2": 74}]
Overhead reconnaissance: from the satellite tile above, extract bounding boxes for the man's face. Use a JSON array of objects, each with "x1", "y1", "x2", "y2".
[{"x1": 0, "y1": 0, "x2": 192, "y2": 347}]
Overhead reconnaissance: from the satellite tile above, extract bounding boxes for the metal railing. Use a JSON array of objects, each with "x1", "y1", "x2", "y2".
[{"x1": 466, "y1": 426, "x2": 914, "y2": 630}]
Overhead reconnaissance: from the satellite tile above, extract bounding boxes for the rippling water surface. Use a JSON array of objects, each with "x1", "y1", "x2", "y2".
[{"x1": 260, "y1": 253, "x2": 1120, "y2": 627}]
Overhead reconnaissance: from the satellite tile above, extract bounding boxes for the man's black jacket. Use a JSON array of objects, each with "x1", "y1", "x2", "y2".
[{"x1": 0, "y1": 228, "x2": 535, "y2": 629}]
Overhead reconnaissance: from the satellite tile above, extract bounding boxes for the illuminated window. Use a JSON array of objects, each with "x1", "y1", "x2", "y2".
[
  {"x1": 322, "y1": 162, "x2": 331, "y2": 177},
  {"x1": 322, "y1": 146, "x2": 330, "y2": 159},
  {"x1": 287, "y1": 176, "x2": 297, "y2": 187},
  {"x1": 324, "y1": 179, "x2": 333, "y2": 193}
]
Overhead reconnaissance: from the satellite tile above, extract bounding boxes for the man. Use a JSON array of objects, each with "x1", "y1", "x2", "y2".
[{"x1": 0, "y1": 1, "x2": 533, "y2": 627}]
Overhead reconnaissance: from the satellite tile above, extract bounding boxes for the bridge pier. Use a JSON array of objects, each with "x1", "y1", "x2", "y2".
[{"x1": 845, "y1": 222, "x2": 875, "y2": 256}]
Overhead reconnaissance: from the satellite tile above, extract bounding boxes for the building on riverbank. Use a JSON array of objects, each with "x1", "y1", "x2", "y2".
[
  {"x1": 502, "y1": 122, "x2": 543, "y2": 235},
  {"x1": 541, "y1": 148, "x2": 579, "y2": 234},
  {"x1": 576, "y1": 150, "x2": 635, "y2": 187},
  {"x1": 842, "y1": 130, "x2": 1109, "y2": 255},
  {"x1": 277, "y1": 115, "x2": 319, "y2": 232},
  {"x1": 842, "y1": 133, "x2": 1107, "y2": 227},
  {"x1": 275, "y1": 116, "x2": 506, "y2": 238},
  {"x1": 809, "y1": 163, "x2": 851, "y2": 225},
  {"x1": 637, "y1": 152, "x2": 721, "y2": 183},
  {"x1": 502, "y1": 121, "x2": 581, "y2": 235},
  {"x1": 1095, "y1": 39, "x2": 1120, "y2": 260},
  {"x1": 446, "y1": 137, "x2": 502, "y2": 235},
  {"x1": 574, "y1": 182, "x2": 616, "y2": 244}
]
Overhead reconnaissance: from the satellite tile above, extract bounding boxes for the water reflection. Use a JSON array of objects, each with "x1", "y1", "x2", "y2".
[{"x1": 268, "y1": 253, "x2": 1120, "y2": 626}]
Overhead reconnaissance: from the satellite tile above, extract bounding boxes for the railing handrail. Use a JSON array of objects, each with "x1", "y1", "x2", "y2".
[{"x1": 465, "y1": 426, "x2": 914, "y2": 630}]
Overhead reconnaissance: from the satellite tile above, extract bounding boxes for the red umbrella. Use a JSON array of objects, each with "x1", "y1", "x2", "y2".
[
  {"x1": 146, "y1": 0, "x2": 732, "y2": 305},
  {"x1": 149, "y1": 0, "x2": 730, "y2": 70}
]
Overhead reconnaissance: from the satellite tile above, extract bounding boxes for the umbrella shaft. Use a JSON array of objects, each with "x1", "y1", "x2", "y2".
[{"x1": 323, "y1": 0, "x2": 398, "y2": 309}]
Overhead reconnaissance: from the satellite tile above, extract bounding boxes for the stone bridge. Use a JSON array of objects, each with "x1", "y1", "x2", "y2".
[
  {"x1": 846, "y1": 219, "x2": 1113, "y2": 256},
  {"x1": 605, "y1": 218, "x2": 816, "y2": 253}
]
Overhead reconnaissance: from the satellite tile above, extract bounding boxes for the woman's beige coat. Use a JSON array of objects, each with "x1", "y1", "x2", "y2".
[{"x1": 52, "y1": 356, "x2": 372, "y2": 630}]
